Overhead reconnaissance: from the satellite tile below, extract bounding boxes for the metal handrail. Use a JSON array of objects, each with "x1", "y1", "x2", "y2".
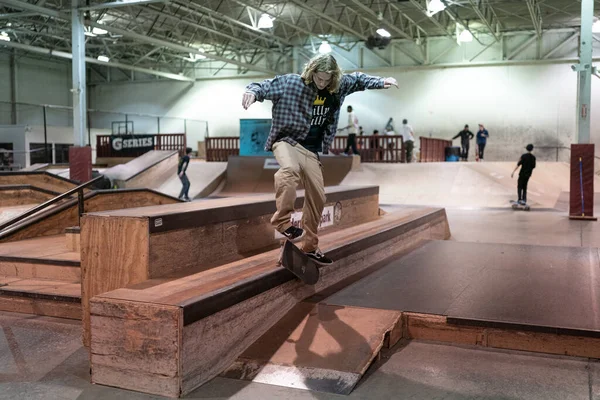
[{"x1": 0, "y1": 175, "x2": 104, "y2": 233}]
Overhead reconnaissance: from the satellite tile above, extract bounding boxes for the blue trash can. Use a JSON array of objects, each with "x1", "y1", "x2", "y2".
[{"x1": 445, "y1": 146, "x2": 460, "y2": 162}]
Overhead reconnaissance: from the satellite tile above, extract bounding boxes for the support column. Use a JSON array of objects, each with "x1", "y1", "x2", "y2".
[
  {"x1": 9, "y1": 49, "x2": 17, "y2": 124},
  {"x1": 70, "y1": 0, "x2": 92, "y2": 182},
  {"x1": 576, "y1": 0, "x2": 594, "y2": 144}
]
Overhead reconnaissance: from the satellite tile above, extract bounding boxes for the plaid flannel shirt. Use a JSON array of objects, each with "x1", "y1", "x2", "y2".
[{"x1": 245, "y1": 72, "x2": 385, "y2": 152}]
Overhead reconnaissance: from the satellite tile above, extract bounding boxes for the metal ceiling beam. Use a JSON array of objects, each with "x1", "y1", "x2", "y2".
[
  {"x1": 172, "y1": 1, "x2": 293, "y2": 47},
  {"x1": 543, "y1": 32, "x2": 578, "y2": 59},
  {"x1": 78, "y1": 0, "x2": 168, "y2": 11},
  {"x1": 465, "y1": 0, "x2": 500, "y2": 42},
  {"x1": 0, "y1": 40, "x2": 195, "y2": 81},
  {"x1": 339, "y1": 0, "x2": 427, "y2": 41},
  {"x1": 288, "y1": 0, "x2": 423, "y2": 64},
  {"x1": 141, "y1": 4, "x2": 288, "y2": 58},
  {"x1": 1, "y1": 0, "x2": 278, "y2": 74},
  {"x1": 525, "y1": 0, "x2": 543, "y2": 38},
  {"x1": 408, "y1": 0, "x2": 455, "y2": 40}
]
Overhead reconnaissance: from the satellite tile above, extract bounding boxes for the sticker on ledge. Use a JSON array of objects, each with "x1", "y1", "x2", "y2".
[
  {"x1": 154, "y1": 218, "x2": 163, "y2": 228},
  {"x1": 263, "y1": 158, "x2": 280, "y2": 169}
]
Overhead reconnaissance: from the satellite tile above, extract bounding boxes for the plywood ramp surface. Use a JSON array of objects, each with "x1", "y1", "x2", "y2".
[{"x1": 222, "y1": 302, "x2": 402, "y2": 394}]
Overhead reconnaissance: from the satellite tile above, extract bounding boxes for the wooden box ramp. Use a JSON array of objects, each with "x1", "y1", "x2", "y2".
[
  {"x1": 81, "y1": 185, "x2": 381, "y2": 347},
  {"x1": 221, "y1": 302, "x2": 402, "y2": 395},
  {"x1": 220, "y1": 155, "x2": 354, "y2": 194},
  {"x1": 102, "y1": 150, "x2": 179, "y2": 190},
  {"x1": 0, "y1": 188, "x2": 181, "y2": 243},
  {"x1": 404, "y1": 313, "x2": 600, "y2": 360},
  {"x1": 88, "y1": 207, "x2": 450, "y2": 398},
  {"x1": 0, "y1": 185, "x2": 60, "y2": 207},
  {"x1": 0, "y1": 235, "x2": 81, "y2": 319},
  {"x1": 0, "y1": 171, "x2": 83, "y2": 194}
]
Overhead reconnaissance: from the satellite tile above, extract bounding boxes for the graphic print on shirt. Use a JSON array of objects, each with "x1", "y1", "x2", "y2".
[{"x1": 310, "y1": 91, "x2": 333, "y2": 128}]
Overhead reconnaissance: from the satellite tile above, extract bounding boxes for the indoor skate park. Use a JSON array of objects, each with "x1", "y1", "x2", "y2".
[{"x1": 0, "y1": 0, "x2": 600, "y2": 399}]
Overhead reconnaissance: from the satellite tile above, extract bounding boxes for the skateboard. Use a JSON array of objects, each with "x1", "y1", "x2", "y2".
[
  {"x1": 510, "y1": 200, "x2": 530, "y2": 211},
  {"x1": 277, "y1": 239, "x2": 320, "y2": 285}
]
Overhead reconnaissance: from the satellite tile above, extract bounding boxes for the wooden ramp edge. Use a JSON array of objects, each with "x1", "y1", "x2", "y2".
[
  {"x1": 89, "y1": 207, "x2": 450, "y2": 398},
  {"x1": 221, "y1": 302, "x2": 403, "y2": 395}
]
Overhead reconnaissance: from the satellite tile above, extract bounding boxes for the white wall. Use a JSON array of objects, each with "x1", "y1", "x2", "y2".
[
  {"x1": 0, "y1": 52, "x2": 72, "y2": 126},
  {"x1": 90, "y1": 62, "x2": 593, "y2": 161}
]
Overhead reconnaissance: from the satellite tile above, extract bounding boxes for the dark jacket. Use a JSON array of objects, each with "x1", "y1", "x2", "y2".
[{"x1": 453, "y1": 130, "x2": 474, "y2": 145}]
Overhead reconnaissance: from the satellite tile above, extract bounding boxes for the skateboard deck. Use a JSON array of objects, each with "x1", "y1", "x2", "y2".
[
  {"x1": 278, "y1": 239, "x2": 320, "y2": 285},
  {"x1": 510, "y1": 200, "x2": 530, "y2": 211}
]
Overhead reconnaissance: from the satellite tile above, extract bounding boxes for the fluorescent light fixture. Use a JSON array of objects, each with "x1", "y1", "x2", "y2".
[
  {"x1": 187, "y1": 52, "x2": 206, "y2": 62},
  {"x1": 84, "y1": 27, "x2": 96, "y2": 37},
  {"x1": 6, "y1": 23, "x2": 12, "y2": 27},
  {"x1": 0, "y1": 32, "x2": 10, "y2": 42},
  {"x1": 458, "y1": 29, "x2": 473, "y2": 43},
  {"x1": 257, "y1": 13, "x2": 273, "y2": 29},
  {"x1": 97, "y1": 55, "x2": 110, "y2": 62},
  {"x1": 318, "y1": 41, "x2": 332, "y2": 54},
  {"x1": 376, "y1": 28, "x2": 391, "y2": 38},
  {"x1": 426, "y1": 0, "x2": 446, "y2": 17},
  {"x1": 593, "y1": 20, "x2": 600, "y2": 33},
  {"x1": 92, "y1": 26, "x2": 108, "y2": 35}
]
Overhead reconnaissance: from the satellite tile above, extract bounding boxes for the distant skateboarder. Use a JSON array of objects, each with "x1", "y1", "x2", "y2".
[
  {"x1": 511, "y1": 144, "x2": 536, "y2": 206},
  {"x1": 178, "y1": 147, "x2": 192, "y2": 202},
  {"x1": 453, "y1": 125, "x2": 474, "y2": 161},
  {"x1": 242, "y1": 53, "x2": 398, "y2": 265}
]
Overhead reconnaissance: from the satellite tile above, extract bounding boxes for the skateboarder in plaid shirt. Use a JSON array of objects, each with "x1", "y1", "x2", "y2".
[{"x1": 242, "y1": 53, "x2": 398, "y2": 265}]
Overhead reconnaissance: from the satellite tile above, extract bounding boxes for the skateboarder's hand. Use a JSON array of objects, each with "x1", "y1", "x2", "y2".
[
  {"x1": 383, "y1": 77, "x2": 398, "y2": 89},
  {"x1": 242, "y1": 92, "x2": 256, "y2": 109}
]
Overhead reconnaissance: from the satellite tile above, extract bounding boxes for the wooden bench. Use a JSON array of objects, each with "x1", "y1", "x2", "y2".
[
  {"x1": 81, "y1": 185, "x2": 381, "y2": 347},
  {"x1": 88, "y1": 205, "x2": 450, "y2": 397}
]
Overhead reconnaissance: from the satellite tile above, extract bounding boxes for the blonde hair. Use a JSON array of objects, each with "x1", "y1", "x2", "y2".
[{"x1": 301, "y1": 54, "x2": 343, "y2": 93}]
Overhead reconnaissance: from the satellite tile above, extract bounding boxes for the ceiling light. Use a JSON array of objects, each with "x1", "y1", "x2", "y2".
[
  {"x1": 257, "y1": 14, "x2": 273, "y2": 29},
  {"x1": 426, "y1": 0, "x2": 446, "y2": 17},
  {"x1": 376, "y1": 28, "x2": 391, "y2": 38},
  {"x1": 593, "y1": 20, "x2": 600, "y2": 33},
  {"x1": 0, "y1": 32, "x2": 10, "y2": 42},
  {"x1": 458, "y1": 29, "x2": 473, "y2": 43},
  {"x1": 6, "y1": 23, "x2": 12, "y2": 27},
  {"x1": 318, "y1": 41, "x2": 332, "y2": 54},
  {"x1": 97, "y1": 55, "x2": 110, "y2": 62},
  {"x1": 84, "y1": 27, "x2": 96, "y2": 37},
  {"x1": 92, "y1": 26, "x2": 107, "y2": 35},
  {"x1": 187, "y1": 52, "x2": 206, "y2": 62}
]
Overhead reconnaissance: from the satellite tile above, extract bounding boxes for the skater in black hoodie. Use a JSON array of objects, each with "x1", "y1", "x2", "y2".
[{"x1": 511, "y1": 144, "x2": 536, "y2": 205}]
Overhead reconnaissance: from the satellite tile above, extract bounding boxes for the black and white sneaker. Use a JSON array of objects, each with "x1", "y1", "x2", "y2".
[
  {"x1": 281, "y1": 226, "x2": 304, "y2": 241},
  {"x1": 305, "y1": 248, "x2": 333, "y2": 265}
]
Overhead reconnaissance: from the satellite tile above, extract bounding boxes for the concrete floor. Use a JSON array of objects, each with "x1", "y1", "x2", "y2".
[{"x1": 0, "y1": 309, "x2": 598, "y2": 400}]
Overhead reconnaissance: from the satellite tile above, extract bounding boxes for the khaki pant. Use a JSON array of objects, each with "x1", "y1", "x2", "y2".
[{"x1": 271, "y1": 141, "x2": 326, "y2": 252}]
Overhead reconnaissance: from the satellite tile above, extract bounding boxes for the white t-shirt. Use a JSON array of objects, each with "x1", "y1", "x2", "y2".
[
  {"x1": 400, "y1": 124, "x2": 415, "y2": 142},
  {"x1": 347, "y1": 112, "x2": 358, "y2": 134}
]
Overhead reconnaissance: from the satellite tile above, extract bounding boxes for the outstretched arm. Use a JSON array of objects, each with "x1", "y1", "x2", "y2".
[
  {"x1": 339, "y1": 72, "x2": 397, "y2": 95},
  {"x1": 242, "y1": 75, "x2": 287, "y2": 109}
]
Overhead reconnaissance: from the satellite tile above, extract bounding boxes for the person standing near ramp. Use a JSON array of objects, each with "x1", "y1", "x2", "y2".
[
  {"x1": 453, "y1": 125, "x2": 474, "y2": 161},
  {"x1": 400, "y1": 119, "x2": 415, "y2": 163},
  {"x1": 476, "y1": 123, "x2": 490, "y2": 161},
  {"x1": 340, "y1": 105, "x2": 359, "y2": 155},
  {"x1": 242, "y1": 53, "x2": 398, "y2": 265}
]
